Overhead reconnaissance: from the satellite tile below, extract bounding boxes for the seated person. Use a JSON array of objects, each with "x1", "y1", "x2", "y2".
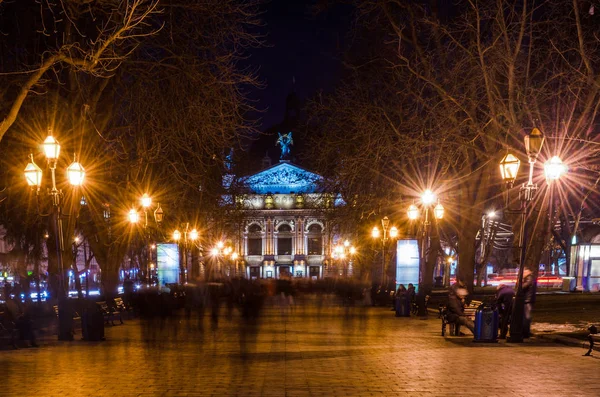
[{"x1": 446, "y1": 286, "x2": 475, "y2": 335}]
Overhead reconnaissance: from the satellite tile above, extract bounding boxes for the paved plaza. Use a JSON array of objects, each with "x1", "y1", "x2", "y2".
[{"x1": 1, "y1": 300, "x2": 599, "y2": 397}]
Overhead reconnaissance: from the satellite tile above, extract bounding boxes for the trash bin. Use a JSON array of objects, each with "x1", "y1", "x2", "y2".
[
  {"x1": 562, "y1": 277, "x2": 575, "y2": 292},
  {"x1": 473, "y1": 304, "x2": 498, "y2": 343},
  {"x1": 81, "y1": 303, "x2": 105, "y2": 341}
]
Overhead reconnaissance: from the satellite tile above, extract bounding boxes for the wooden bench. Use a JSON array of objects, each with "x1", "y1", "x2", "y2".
[{"x1": 96, "y1": 301, "x2": 123, "y2": 326}]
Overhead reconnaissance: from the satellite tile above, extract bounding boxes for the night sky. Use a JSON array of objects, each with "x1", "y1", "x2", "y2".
[{"x1": 249, "y1": 0, "x2": 352, "y2": 130}]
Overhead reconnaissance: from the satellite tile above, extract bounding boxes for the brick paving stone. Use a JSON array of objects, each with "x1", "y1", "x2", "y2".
[{"x1": 0, "y1": 302, "x2": 599, "y2": 396}]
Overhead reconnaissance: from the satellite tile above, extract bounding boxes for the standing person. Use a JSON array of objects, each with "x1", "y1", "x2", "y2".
[
  {"x1": 407, "y1": 283, "x2": 416, "y2": 315},
  {"x1": 395, "y1": 284, "x2": 409, "y2": 317},
  {"x1": 495, "y1": 284, "x2": 514, "y2": 339},
  {"x1": 521, "y1": 268, "x2": 536, "y2": 338}
]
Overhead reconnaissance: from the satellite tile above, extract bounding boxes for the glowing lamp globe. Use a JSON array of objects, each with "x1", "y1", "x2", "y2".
[
  {"x1": 24, "y1": 156, "x2": 42, "y2": 187},
  {"x1": 43, "y1": 134, "x2": 60, "y2": 160},
  {"x1": 173, "y1": 230, "x2": 181, "y2": 241},
  {"x1": 344, "y1": 239, "x2": 350, "y2": 247},
  {"x1": 141, "y1": 193, "x2": 152, "y2": 208},
  {"x1": 128, "y1": 209, "x2": 139, "y2": 224},
  {"x1": 422, "y1": 189, "x2": 435, "y2": 206},
  {"x1": 66, "y1": 160, "x2": 85, "y2": 186},
  {"x1": 231, "y1": 253, "x2": 239, "y2": 261},
  {"x1": 407, "y1": 204, "x2": 419, "y2": 220},
  {"x1": 349, "y1": 246, "x2": 357, "y2": 255},
  {"x1": 371, "y1": 226, "x2": 380, "y2": 239},
  {"x1": 389, "y1": 226, "x2": 398, "y2": 239},
  {"x1": 189, "y1": 228, "x2": 198, "y2": 241},
  {"x1": 434, "y1": 202, "x2": 444, "y2": 220},
  {"x1": 499, "y1": 153, "x2": 520, "y2": 184},
  {"x1": 544, "y1": 156, "x2": 567, "y2": 181},
  {"x1": 217, "y1": 241, "x2": 224, "y2": 249},
  {"x1": 211, "y1": 247, "x2": 219, "y2": 255}
]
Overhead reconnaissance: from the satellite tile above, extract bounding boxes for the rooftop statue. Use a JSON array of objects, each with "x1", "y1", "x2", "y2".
[{"x1": 276, "y1": 132, "x2": 293, "y2": 160}]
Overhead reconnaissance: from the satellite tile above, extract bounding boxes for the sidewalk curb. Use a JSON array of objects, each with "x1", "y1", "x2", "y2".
[{"x1": 534, "y1": 332, "x2": 600, "y2": 352}]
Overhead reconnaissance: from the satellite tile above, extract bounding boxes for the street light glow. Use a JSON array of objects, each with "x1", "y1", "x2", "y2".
[
  {"x1": 407, "y1": 204, "x2": 419, "y2": 220},
  {"x1": 544, "y1": 156, "x2": 567, "y2": 181},
  {"x1": 189, "y1": 229, "x2": 198, "y2": 240},
  {"x1": 389, "y1": 226, "x2": 398, "y2": 238},
  {"x1": 211, "y1": 247, "x2": 219, "y2": 255},
  {"x1": 217, "y1": 241, "x2": 224, "y2": 249},
  {"x1": 422, "y1": 189, "x2": 435, "y2": 205},
  {"x1": 128, "y1": 209, "x2": 139, "y2": 223},
  {"x1": 42, "y1": 133, "x2": 60, "y2": 160},
  {"x1": 344, "y1": 239, "x2": 350, "y2": 247},
  {"x1": 349, "y1": 246, "x2": 357, "y2": 255},
  {"x1": 499, "y1": 153, "x2": 521, "y2": 184},
  {"x1": 24, "y1": 155, "x2": 43, "y2": 187},
  {"x1": 66, "y1": 159, "x2": 85, "y2": 186},
  {"x1": 141, "y1": 193, "x2": 152, "y2": 208},
  {"x1": 488, "y1": 210, "x2": 496, "y2": 218},
  {"x1": 371, "y1": 226, "x2": 380, "y2": 239},
  {"x1": 434, "y1": 202, "x2": 444, "y2": 220},
  {"x1": 173, "y1": 229, "x2": 181, "y2": 241}
]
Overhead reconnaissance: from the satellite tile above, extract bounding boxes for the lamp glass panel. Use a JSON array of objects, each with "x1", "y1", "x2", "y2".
[
  {"x1": 43, "y1": 135, "x2": 60, "y2": 159},
  {"x1": 24, "y1": 162, "x2": 42, "y2": 186},
  {"x1": 407, "y1": 204, "x2": 419, "y2": 220},
  {"x1": 66, "y1": 161, "x2": 85, "y2": 186},
  {"x1": 544, "y1": 156, "x2": 567, "y2": 181},
  {"x1": 434, "y1": 203, "x2": 444, "y2": 219},
  {"x1": 499, "y1": 153, "x2": 520, "y2": 182}
]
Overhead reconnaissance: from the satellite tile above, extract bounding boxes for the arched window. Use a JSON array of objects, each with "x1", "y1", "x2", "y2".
[
  {"x1": 277, "y1": 223, "x2": 293, "y2": 255},
  {"x1": 247, "y1": 224, "x2": 262, "y2": 255},
  {"x1": 307, "y1": 224, "x2": 323, "y2": 255}
]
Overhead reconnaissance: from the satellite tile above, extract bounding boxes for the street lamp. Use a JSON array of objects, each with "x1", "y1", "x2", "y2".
[
  {"x1": 211, "y1": 240, "x2": 237, "y2": 278},
  {"x1": 333, "y1": 239, "x2": 356, "y2": 277},
  {"x1": 24, "y1": 129, "x2": 85, "y2": 341},
  {"x1": 407, "y1": 189, "x2": 444, "y2": 314},
  {"x1": 499, "y1": 127, "x2": 565, "y2": 343},
  {"x1": 370, "y1": 216, "x2": 398, "y2": 286}
]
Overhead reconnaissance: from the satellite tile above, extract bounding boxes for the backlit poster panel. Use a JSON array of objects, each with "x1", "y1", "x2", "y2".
[
  {"x1": 396, "y1": 239, "x2": 420, "y2": 291},
  {"x1": 157, "y1": 243, "x2": 179, "y2": 286}
]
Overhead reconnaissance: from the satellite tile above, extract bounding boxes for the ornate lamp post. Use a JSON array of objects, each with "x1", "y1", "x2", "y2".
[
  {"x1": 499, "y1": 128, "x2": 566, "y2": 343},
  {"x1": 128, "y1": 196, "x2": 163, "y2": 284},
  {"x1": 172, "y1": 224, "x2": 198, "y2": 283},
  {"x1": 371, "y1": 216, "x2": 399, "y2": 286},
  {"x1": 333, "y1": 239, "x2": 357, "y2": 277},
  {"x1": 210, "y1": 240, "x2": 237, "y2": 279},
  {"x1": 24, "y1": 130, "x2": 85, "y2": 341}
]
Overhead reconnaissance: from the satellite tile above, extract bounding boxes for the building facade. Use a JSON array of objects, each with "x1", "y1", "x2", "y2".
[{"x1": 231, "y1": 160, "x2": 343, "y2": 280}]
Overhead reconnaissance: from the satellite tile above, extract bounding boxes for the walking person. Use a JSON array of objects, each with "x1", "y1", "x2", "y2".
[{"x1": 521, "y1": 268, "x2": 536, "y2": 338}]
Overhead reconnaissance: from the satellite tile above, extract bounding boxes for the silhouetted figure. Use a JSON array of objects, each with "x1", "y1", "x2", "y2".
[
  {"x1": 123, "y1": 276, "x2": 134, "y2": 309},
  {"x1": 447, "y1": 285, "x2": 474, "y2": 335},
  {"x1": 584, "y1": 325, "x2": 598, "y2": 356},
  {"x1": 395, "y1": 284, "x2": 410, "y2": 317},
  {"x1": 496, "y1": 284, "x2": 514, "y2": 339},
  {"x1": 522, "y1": 268, "x2": 536, "y2": 338},
  {"x1": 407, "y1": 283, "x2": 416, "y2": 315}
]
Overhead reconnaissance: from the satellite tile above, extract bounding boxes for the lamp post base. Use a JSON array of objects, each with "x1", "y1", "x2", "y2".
[{"x1": 507, "y1": 294, "x2": 525, "y2": 343}]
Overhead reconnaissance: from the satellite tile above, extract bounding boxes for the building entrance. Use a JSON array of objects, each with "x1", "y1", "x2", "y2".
[
  {"x1": 309, "y1": 266, "x2": 320, "y2": 280},
  {"x1": 279, "y1": 266, "x2": 292, "y2": 278}
]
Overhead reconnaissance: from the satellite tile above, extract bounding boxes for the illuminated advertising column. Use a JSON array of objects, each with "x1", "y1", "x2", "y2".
[
  {"x1": 157, "y1": 243, "x2": 180, "y2": 287},
  {"x1": 396, "y1": 239, "x2": 420, "y2": 291}
]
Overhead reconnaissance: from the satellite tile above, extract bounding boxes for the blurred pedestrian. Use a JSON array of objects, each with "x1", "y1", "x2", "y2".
[
  {"x1": 447, "y1": 285, "x2": 474, "y2": 335},
  {"x1": 584, "y1": 325, "x2": 598, "y2": 356},
  {"x1": 395, "y1": 284, "x2": 409, "y2": 317},
  {"x1": 495, "y1": 284, "x2": 514, "y2": 339},
  {"x1": 522, "y1": 268, "x2": 536, "y2": 338},
  {"x1": 407, "y1": 283, "x2": 416, "y2": 315}
]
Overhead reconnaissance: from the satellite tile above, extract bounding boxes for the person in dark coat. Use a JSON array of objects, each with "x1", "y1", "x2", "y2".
[
  {"x1": 446, "y1": 286, "x2": 474, "y2": 334},
  {"x1": 407, "y1": 283, "x2": 416, "y2": 314},
  {"x1": 495, "y1": 284, "x2": 515, "y2": 339},
  {"x1": 521, "y1": 268, "x2": 536, "y2": 338},
  {"x1": 395, "y1": 284, "x2": 409, "y2": 317}
]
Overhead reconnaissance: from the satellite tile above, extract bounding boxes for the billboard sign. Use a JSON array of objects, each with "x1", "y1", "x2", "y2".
[
  {"x1": 157, "y1": 243, "x2": 179, "y2": 286},
  {"x1": 396, "y1": 239, "x2": 420, "y2": 291}
]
